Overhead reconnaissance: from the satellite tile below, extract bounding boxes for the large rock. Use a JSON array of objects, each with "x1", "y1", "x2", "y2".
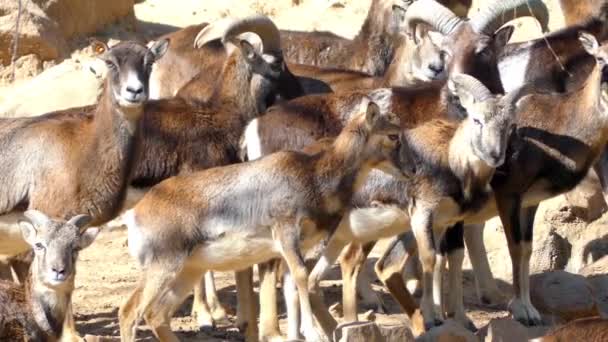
[
  {"x1": 0, "y1": 1, "x2": 66, "y2": 66},
  {"x1": 565, "y1": 215, "x2": 608, "y2": 273},
  {"x1": 476, "y1": 318, "x2": 550, "y2": 342},
  {"x1": 334, "y1": 321, "x2": 383, "y2": 342},
  {"x1": 0, "y1": 56, "x2": 104, "y2": 117},
  {"x1": 0, "y1": 0, "x2": 134, "y2": 73},
  {"x1": 580, "y1": 256, "x2": 608, "y2": 316},
  {"x1": 563, "y1": 170, "x2": 607, "y2": 223},
  {"x1": 476, "y1": 318, "x2": 528, "y2": 342},
  {"x1": 530, "y1": 229, "x2": 571, "y2": 274},
  {"x1": 530, "y1": 271, "x2": 600, "y2": 323},
  {"x1": 415, "y1": 320, "x2": 478, "y2": 342}
]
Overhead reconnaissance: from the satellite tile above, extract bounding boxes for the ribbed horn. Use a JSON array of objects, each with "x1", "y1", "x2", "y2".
[
  {"x1": 450, "y1": 73, "x2": 492, "y2": 102},
  {"x1": 403, "y1": 0, "x2": 463, "y2": 37},
  {"x1": 471, "y1": 0, "x2": 550, "y2": 35},
  {"x1": 194, "y1": 18, "x2": 233, "y2": 48},
  {"x1": 223, "y1": 15, "x2": 282, "y2": 55}
]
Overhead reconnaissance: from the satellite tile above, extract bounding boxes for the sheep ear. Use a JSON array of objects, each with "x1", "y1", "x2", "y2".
[
  {"x1": 79, "y1": 228, "x2": 100, "y2": 250},
  {"x1": 493, "y1": 25, "x2": 514, "y2": 50},
  {"x1": 67, "y1": 214, "x2": 92, "y2": 231},
  {"x1": 239, "y1": 39, "x2": 258, "y2": 61},
  {"x1": 448, "y1": 77, "x2": 476, "y2": 111},
  {"x1": 579, "y1": 32, "x2": 599, "y2": 56},
  {"x1": 18, "y1": 221, "x2": 38, "y2": 246},
  {"x1": 365, "y1": 101, "x2": 381, "y2": 128},
  {"x1": 149, "y1": 38, "x2": 169, "y2": 61},
  {"x1": 90, "y1": 39, "x2": 109, "y2": 56}
]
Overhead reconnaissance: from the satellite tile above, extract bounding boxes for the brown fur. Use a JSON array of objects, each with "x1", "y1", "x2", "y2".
[
  {"x1": 119, "y1": 103, "x2": 404, "y2": 342},
  {"x1": 535, "y1": 317, "x2": 608, "y2": 342},
  {"x1": 500, "y1": 7, "x2": 608, "y2": 93},
  {"x1": 560, "y1": 0, "x2": 608, "y2": 26}
]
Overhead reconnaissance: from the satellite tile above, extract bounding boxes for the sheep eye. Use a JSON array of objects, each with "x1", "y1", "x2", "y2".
[
  {"x1": 105, "y1": 60, "x2": 117, "y2": 69},
  {"x1": 34, "y1": 242, "x2": 45, "y2": 250},
  {"x1": 473, "y1": 118, "x2": 483, "y2": 126},
  {"x1": 388, "y1": 135, "x2": 399, "y2": 141}
]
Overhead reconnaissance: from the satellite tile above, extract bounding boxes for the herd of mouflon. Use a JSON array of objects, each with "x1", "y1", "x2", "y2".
[{"x1": 1, "y1": 0, "x2": 608, "y2": 341}]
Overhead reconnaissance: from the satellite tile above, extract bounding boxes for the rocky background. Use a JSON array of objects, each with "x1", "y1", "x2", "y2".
[{"x1": 0, "y1": 0, "x2": 606, "y2": 341}]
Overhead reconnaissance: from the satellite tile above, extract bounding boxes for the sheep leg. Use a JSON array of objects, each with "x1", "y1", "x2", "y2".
[
  {"x1": 275, "y1": 222, "x2": 325, "y2": 342},
  {"x1": 204, "y1": 272, "x2": 228, "y2": 321},
  {"x1": 146, "y1": 264, "x2": 204, "y2": 342},
  {"x1": 192, "y1": 273, "x2": 215, "y2": 331},
  {"x1": 432, "y1": 251, "x2": 446, "y2": 321},
  {"x1": 464, "y1": 223, "x2": 505, "y2": 306},
  {"x1": 340, "y1": 242, "x2": 367, "y2": 323},
  {"x1": 258, "y1": 259, "x2": 282, "y2": 342},
  {"x1": 284, "y1": 270, "x2": 302, "y2": 340},
  {"x1": 411, "y1": 208, "x2": 442, "y2": 330},
  {"x1": 443, "y1": 223, "x2": 476, "y2": 331},
  {"x1": 308, "y1": 235, "x2": 348, "y2": 335},
  {"x1": 374, "y1": 233, "x2": 419, "y2": 318},
  {"x1": 119, "y1": 279, "x2": 144, "y2": 342},
  {"x1": 496, "y1": 196, "x2": 542, "y2": 326},
  {"x1": 235, "y1": 268, "x2": 258, "y2": 342},
  {"x1": 354, "y1": 241, "x2": 386, "y2": 313}
]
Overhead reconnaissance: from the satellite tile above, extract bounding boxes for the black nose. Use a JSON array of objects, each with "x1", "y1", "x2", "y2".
[
  {"x1": 428, "y1": 63, "x2": 444, "y2": 74},
  {"x1": 126, "y1": 85, "x2": 143, "y2": 95},
  {"x1": 52, "y1": 267, "x2": 65, "y2": 275}
]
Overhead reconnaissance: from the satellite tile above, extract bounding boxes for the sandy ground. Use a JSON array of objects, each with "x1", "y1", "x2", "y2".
[
  {"x1": 73, "y1": 229, "x2": 513, "y2": 341},
  {"x1": 0, "y1": 0, "x2": 585, "y2": 340}
]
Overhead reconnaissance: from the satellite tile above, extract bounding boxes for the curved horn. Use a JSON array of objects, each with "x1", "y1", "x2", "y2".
[
  {"x1": 223, "y1": 15, "x2": 281, "y2": 55},
  {"x1": 24, "y1": 210, "x2": 51, "y2": 227},
  {"x1": 194, "y1": 19, "x2": 232, "y2": 48},
  {"x1": 450, "y1": 73, "x2": 492, "y2": 102},
  {"x1": 471, "y1": 0, "x2": 550, "y2": 35},
  {"x1": 404, "y1": 0, "x2": 463, "y2": 37}
]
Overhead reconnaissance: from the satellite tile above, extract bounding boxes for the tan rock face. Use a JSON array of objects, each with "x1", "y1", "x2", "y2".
[
  {"x1": 0, "y1": 0, "x2": 134, "y2": 69},
  {"x1": 580, "y1": 256, "x2": 608, "y2": 316},
  {"x1": 530, "y1": 271, "x2": 600, "y2": 323}
]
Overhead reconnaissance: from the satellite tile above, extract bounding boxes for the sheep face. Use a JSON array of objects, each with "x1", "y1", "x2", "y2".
[
  {"x1": 18, "y1": 211, "x2": 99, "y2": 287},
  {"x1": 92, "y1": 39, "x2": 169, "y2": 111}
]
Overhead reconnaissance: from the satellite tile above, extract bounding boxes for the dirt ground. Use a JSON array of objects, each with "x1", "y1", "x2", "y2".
[
  {"x1": 3, "y1": 0, "x2": 584, "y2": 340},
  {"x1": 74, "y1": 229, "x2": 512, "y2": 341}
]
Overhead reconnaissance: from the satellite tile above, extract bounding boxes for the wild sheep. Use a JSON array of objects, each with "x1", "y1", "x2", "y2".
[
  {"x1": 118, "y1": 100, "x2": 410, "y2": 342},
  {"x1": 0, "y1": 211, "x2": 99, "y2": 341},
  {"x1": 148, "y1": 0, "x2": 472, "y2": 99},
  {"x1": 287, "y1": 25, "x2": 448, "y2": 92},
  {"x1": 104, "y1": 15, "x2": 298, "y2": 336},
  {"x1": 0, "y1": 38, "x2": 167, "y2": 340},
  {"x1": 559, "y1": 0, "x2": 608, "y2": 26},
  {"x1": 380, "y1": 31, "x2": 608, "y2": 329}
]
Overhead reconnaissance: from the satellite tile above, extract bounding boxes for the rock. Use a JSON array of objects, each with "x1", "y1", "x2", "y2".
[
  {"x1": 476, "y1": 318, "x2": 528, "y2": 342},
  {"x1": 0, "y1": 57, "x2": 104, "y2": 118},
  {"x1": 530, "y1": 271, "x2": 600, "y2": 323},
  {"x1": 0, "y1": 1, "x2": 66, "y2": 65},
  {"x1": 37, "y1": 0, "x2": 135, "y2": 39},
  {"x1": 530, "y1": 229, "x2": 571, "y2": 274},
  {"x1": 0, "y1": 0, "x2": 134, "y2": 80},
  {"x1": 563, "y1": 171, "x2": 607, "y2": 222},
  {"x1": 566, "y1": 216, "x2": 608, "y2": 273},
  {"x1": 415, "y1": 319, "x2": 478, "y2": 342},
  {"x1": 334, "y1": 321, "x2": 383, "y2": 342},
  {"x1": 580, "y1": 256, "x2": 608, "y2": 316},
  {"x1": 379, "y1": 324, "x2": 415, "y2": 342}
]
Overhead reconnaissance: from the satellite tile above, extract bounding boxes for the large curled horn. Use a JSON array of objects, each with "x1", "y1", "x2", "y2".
[
  {"x1": 403, "y1": 0, "x2": 463, "y2": 37},
  {"x1": 450, "y1": 73, "x2": 492, "y2": 102},
  {"x1": 223, "y1": 15, "x2": 281, "y2": 55},
  {"x1": 194, "y1": 18, "x2": 234, "y2": 48},
  {"x1": 471, "y1": 0, "x2": 550, "y2": 35}
]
